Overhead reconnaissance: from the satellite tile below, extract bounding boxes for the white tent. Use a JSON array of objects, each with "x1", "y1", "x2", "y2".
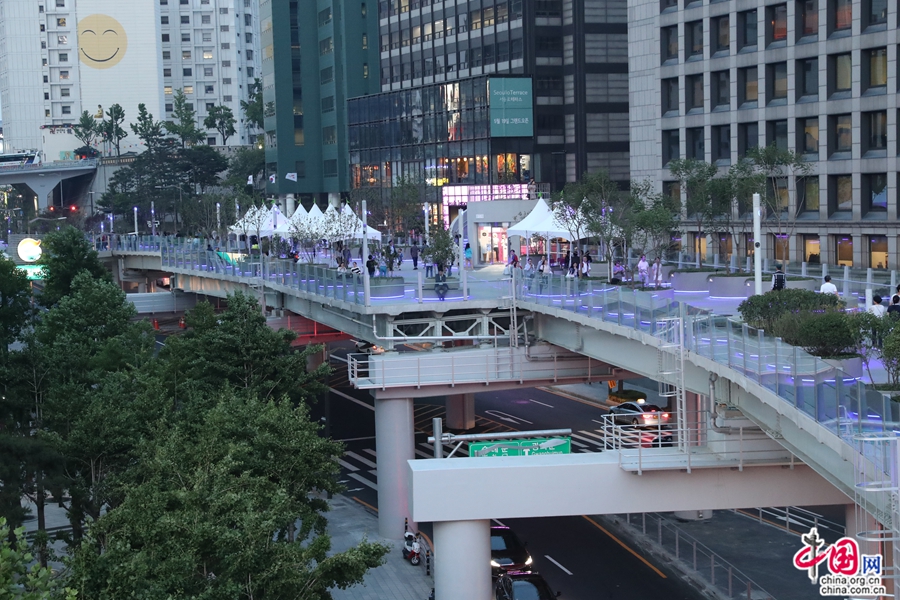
[
  {"x1": 229, "y1": 204, "x2": 272, "y2": 235},
  {"x1": 506, "y1": 198, "x2": 573, "y2": 241},
  {"x1": 340, "y1": 204, "x2": 381, "y2": 241},
  {"x1": 274, "y1": 205, "x2": 307, "y2": 236}
]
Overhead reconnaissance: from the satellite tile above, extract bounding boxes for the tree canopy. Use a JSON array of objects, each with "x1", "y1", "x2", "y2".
[{"x1": 37, "y1": 226, "x2": 112, "y2": 307}]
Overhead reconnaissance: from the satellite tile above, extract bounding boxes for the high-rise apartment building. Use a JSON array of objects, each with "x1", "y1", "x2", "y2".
[
  {"x1": 0, "y1": 0, "x2": 260, "y2": 157},
  {"x1": 628, "y1": 0, "x2": 898, "y2": 269},
  {"x1": 260, "y1": 0, "x2": 381, "y2": 203}
]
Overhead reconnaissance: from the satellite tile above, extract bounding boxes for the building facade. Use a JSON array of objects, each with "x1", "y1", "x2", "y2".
[
  {"x1": 628, "y1": 0, "x2": 899, "y2": 269},
  {"x1": 261, "y1": 0, "x2": 381, "y2": 202},
  {"x1": 0, "y1": 0, "x2": 260, "y2": 156}
]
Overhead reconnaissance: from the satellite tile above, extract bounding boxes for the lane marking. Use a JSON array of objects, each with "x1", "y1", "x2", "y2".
[
  {"x1": 362, "y1": 448, "x2": 377, "y2": 457},
  {"x1": 528, "y1": 398, "x2": 554, "y2": 408},
  {"x1": 592, "y1": 419, "x2": 606, "y2": 425},
  {"x1": 414, "y1": 449, "x2": 432, "y2": 458},
  {"x1": 581, "y1": 515, "x2": 667, "y2": 579},
  {"x1": 331, "y1": 388, "x2": 374, "y2": 411},
  {"x1": 570, "y1": 433, "x2": 602, "y2": 446},
  {"x1": 345, "y1": 451, "x2": 377, "y2": 469},
  {"x1": 577, "y1": 430, "x2": 606, "y2": 441},
  {"x1": 492, "y1": 518, "x2": 507, "y2": 527},
  {"x1": 485, "y1": 410, "x2": 533, "y2": 425},
  {"x1": 538, "y1": 387, "x2": 611, "y2": 411},
  {"x1": 544, "y1": 555, "x2": 573, "y2": 575},
  {"x1": 348, "y1": 473, "x2": 377, "y2": 490},
  {"x1": 337, "y1": 458, "x2": 359, "y2": 472},
  {"x1": 569, "y1": 439, "x2": 590, "y2": 448}
]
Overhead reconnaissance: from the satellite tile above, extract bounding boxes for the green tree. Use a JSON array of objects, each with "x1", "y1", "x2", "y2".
[
  {"x1": 37, "y1": 226, "x2": 112, "y2": 306},
  {"x1": 165, "y1": 89, "x2": 205, "y2": 147},
  {"x1": 0, "y1": 518, "x2": 76, "y2": 599},
  {"x1": 73, "y1": 110, "x2": 99, "y2": 148},
  {"x1": 667, "y1": 158, "x2": 718, "y2": 266},
  {"x1": 203, "y1": 104, "x2": 237, "y2": 146},
  {"x1": 130, "y1": 103, "x2": 168, "y2": 152},
  {"x1": 225, "y1": 146, "x2": 266, "y2": 192},
  {"x1": 422, "y1": 223, "x2": 456, "y2": 271},
  {"x1": 632, "y1": 180, "x2": 679, "y2": 260},
  {"x1": 374, "y1": 176, "x2": 423, "y2": 238},
  {"x1": 577, "y1": 170, "x2": 634, "y2": 276},
  {"x1": 241, "y1": 77, "x2": 264, "y2": 131},
  {"x1": 99, "y1": 104, "x2": 127, "y2": 158},
  {"x1": 0, "y1": 257, "x2": 31, "y2": 363},
  {"x1": 180, "y1": 145, "x2": 228, "y2": 194}
]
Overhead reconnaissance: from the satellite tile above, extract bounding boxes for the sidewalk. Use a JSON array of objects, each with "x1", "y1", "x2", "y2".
[{"x1": 328, "y1": 495, "x2": 434, "y2": 600}]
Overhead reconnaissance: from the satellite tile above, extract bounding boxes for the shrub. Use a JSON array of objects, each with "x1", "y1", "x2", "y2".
[
  {"x1": 738, "y1": 289, "x2": 844, "y2": 331},
  {"x1": 882, "y1": 329, "x2": 900, "y2": 388},
  {"x1": 797, "y1": 311, "x2": 855, "y2": 358}
]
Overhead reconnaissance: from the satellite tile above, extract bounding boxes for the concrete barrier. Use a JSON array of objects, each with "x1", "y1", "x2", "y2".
[
  {"x1": 670, "y1": 271, "x2": 712, "y2": 293},
  {"x1": 708, "y1": 276, "x2": 753, "y2": 298}
]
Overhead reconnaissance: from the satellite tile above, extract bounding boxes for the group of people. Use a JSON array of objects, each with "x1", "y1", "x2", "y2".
[{"x1": 610, "y1": 255, "x2": 665, "y2": 287}]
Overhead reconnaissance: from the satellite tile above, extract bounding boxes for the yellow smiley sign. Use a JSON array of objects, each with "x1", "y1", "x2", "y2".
[{"x1": 78, "y1": 14, "x2": 127, "y2": 69}]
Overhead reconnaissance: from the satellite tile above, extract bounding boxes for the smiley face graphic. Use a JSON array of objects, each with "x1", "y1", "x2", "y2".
[
  {"x1": 17, "y1": 238, "x2": 42, "y2": 263},
  {"x1": 78, "y1": 14, "x2": 127, "y2": 69}
]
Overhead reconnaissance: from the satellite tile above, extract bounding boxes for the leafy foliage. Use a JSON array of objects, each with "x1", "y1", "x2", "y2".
[
  {"x1": 225, "y1": 146, "x2": 266, "y2": 193},
  {"x1": 737, "y1": 289, "x2": 844, "y2": 332},
  {"x1": 0, "y1": 256, "x2": 32, "y2": 361},
  {"x1": 422, "y1": 223, "x2": 456, "y2": 270},
  {"x1": 796, "y1": 311, "x2": 855, "y2": 358},
  {"x1": 0, "y1": 518, "x2": 77, "y2": 599},
  {"x1": 203, "y1": 104, "x2": 237, "y2": 145},
  {"x1": 99, "y1": 104, "x2": 127, "y2": 158},
  {"x1": 165, "y1": 89, "x2": 205, "y2": 147},
  {"x1": 130, "y1": 103, "x2": 168, "y2": 152},
  {"x1": 38, "y1": 226, "x2": 112, "y2": 307},
  {"x1": 241, "y1": 78, "x2": 264, "y2": 131},
  {"x1": 73, "y1": 110, "x2": 99, "y2": 148},
  {"x1": 667, "y1": 158, "x2": 718, "y2": 265}
]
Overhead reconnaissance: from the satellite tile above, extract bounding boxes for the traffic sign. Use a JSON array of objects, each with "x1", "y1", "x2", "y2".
[{"x1": 469, "y1": 437, "x2": 571, "y2": 458}]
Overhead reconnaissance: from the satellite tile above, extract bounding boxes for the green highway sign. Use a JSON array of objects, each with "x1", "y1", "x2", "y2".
[
  {"x1": 470, "y1": 437, "x2": 571, "y2": 458},
  {"x1": 16, "y1": 264, "x2": 46, "y2": 280}
]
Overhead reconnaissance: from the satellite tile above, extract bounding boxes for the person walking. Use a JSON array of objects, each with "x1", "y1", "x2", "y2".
[
  {"x1": 365, "y1": 254, "x2": 377, "y2": 277},
  {"x1": 771, "y1": 265, "x2": 786, "y2": 291},
  {"x1": 410, "y1": 242, "x2": 420, "y2": 270},
  {"x1": 637, "y1": 254, "x2": 649, "y2": 286},
  {"x1": 820, "y1": 275, "x2": 838, "y2": 295},
  {"x1": 464, "y1": 243, "x2": 473, "y2": 269},
  {"x1": 651, "y1": 257, "x2": 663, "y2": 288},
  {"x1": 868, "y1": 295, "x2": 887, "y2": 318}
]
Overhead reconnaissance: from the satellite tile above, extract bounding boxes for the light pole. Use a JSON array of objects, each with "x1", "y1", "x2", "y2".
[
  {"x1": 753, "y1": 192, "x2": 762, "y2": 296},
  {"x1": 133, "y1": 206, "x2": 138, "y2": 235},
  {"x1": 423, "y1": 202, "x2": 429, "y2": 243},
  {"x1": 216, "y1": 202, "x2": 221, "y2": 231},
  {"x1": 87, "y1": 191, "x2": 96, "y2": 217},
  {"x1": 150, "y1": 201, "x2": 157, "y2": 237}
]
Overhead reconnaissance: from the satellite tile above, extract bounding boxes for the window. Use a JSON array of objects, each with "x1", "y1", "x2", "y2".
[
  {"x1": 161, "y1": 15, "x2": 170, "y2": 24},
  {"x1": 244, "y1": 14, "x2": 252, "y2": 26},
  {"x1": 183, "y1": 68, "x2": 193, "y2": 76},
  {"x1": 162, "y1": 33, "x2": 170, "y2": 42},
  {"x1": 686, "y1": 21, "x2": 703, "y2": 58},
  {"x1": 318, "y1": 7, "x2": 332, "y2": 25},
  {"x1": 182, "y1": 33, "x2": 190, "y2": 42},
  {"x1": 42, "y1": 58, "x2": 48, "y2": 66},
  {"x1": 866, "y1": 48, "x2": 887, "y2": 90},
  {"x1": 219, "y1": 7, "x2": 228, "y2": 14},
  {"x1": 245, "y1": 49, "x2": 253, "y2": 60},
  {"x1": 163, "y1": 51, "x2": 171, "y2": 60},
  {"x1": 712, "y1": 125, "x2": 731, "y2": 162},
  {"x1": 324, "y1": 159, "x2": 338, "y2": 177},
  {"x1": 767, "y1": 120, "x2": 788, "y2": 150},
  {"x1": 833, "y1": 0, "x2": 851, "y2": 31},
  {"x1": 830, "y1": 114, "x2": 852, "y2": 154},
  {"x1": 223, "y1": 95, "x2": 232, "y2": 102},
  {"x1": 662, "y1": 77, "x2": 679, "y2": 114},
  {"x1": 164, "y1": 68, "x2": 172, "y2": 76},
  {"x1": 59, "y1": 70, "x2": 69, "y2": 80},
  {"x1": 831, "y1": 176, "x2": 853, "y2": 211},
  {"x1": 204, "y1": 66, "x2": 213, "y2": 76},
  {"x1": 183, "y1": 50, "x2": 191, "y2": 59},
  {"x1": 739, "y1": 66, "x2": 758, "y2": 104},
  {"x1": 45, "y1": 109, "x2": 50, "y2": 118},
  {"x1": 769, "y1": 179, "x2": 789, "y2": 212},
  {"x1": 60, "y1": 87, "x2": 69, "y2": 97},
  {"x1": 320, "y1": 67, "x2": 333, "y2": 84},
  {"x1": 362, "y1": 33, "x2": 368, "y2": 49},
  {"x1": 833, "y1": 235, "x2": 853, "y2": 265},
  {"x1": 220, "y1": 25, "x2": 229, "y2": 32},
  {"x1": 687, "y1": 127, "x2": 705, "y2": 160},
  {"x1": 363, "y1": 63, "x2": 369, "y2": 78},
  {"x1": 221, "y1": 43, "x2": 230, "y2": 49},
  {"x1": 56, "y1": 18, "x2": 66, "y2": 27},
  {"x1": 319, "y1": 38, "x2": 333, "y2": 55},
  {"x1": 58, "y1": 52, "x2": 68, "y2": 62},
  {"x1": 661, "y1": 26, "x2": 678, "y2": 61},
  {"x1": 321, "y1": 96, "x2": 335, "y2": 112},
  {"x1": 798, "y1": 0, "x2": 818, "y2": 38},
  {"x1": 864, "y1": 174, "x2": 888, "y2": 212},
  {"x1": 222, "y1": 60, "x2": 230, "y2": 67},
  {"x1": 798, "y1": 117, "x2": 819, "y2": 155},
  {"x1": 865, "y1": 111, "x2": 888, "y2": 152},
  {"x1": 712, "y1": 16, "x2": 729, "y2": 53},
  {"x1": 686, "y1": 74, "x2": 704, "y2": 111},
  {"x1": 203, "y1": 50, "x2": 213, "y2": 59},
  {"x1": 43, "y1": 75, "x2": 48, "y2": 83},
  {"x1": 55, "y1": 0, "x2": 64, "y2": 5},
  {"x1": 798, "y1": 178, "x2": 820, "y2": 213},
  {"x1": 206, "y1": 103, "x2": 215, "y2": 111},
  {"x1": 202, "y1": 15, "x2": 211, "y2": 24},
  {"x1": 870, "y1": 235, "x2": 888, "y2": 268},
  {"x1": 222, "y1": 78, "x2": 231, "y2": 84},
  {"x1": 866, "y1": 0, "x2": 887, "y2": 26},
  {"x1": 205, "y1": 85, "x2": 214, "y2": 94},
  {"x1": 738, "y1": 122, "x2": 759, "y2": 156},
  {"x1": 797, "y1": 58, "x2": 818, "y2": 97},
  {"x1": 164, "y1": 85, "x2": 173, "y2": 94},
  {"x1": 61, "y1": 105, "x2": 71, "y2": 115},
  {"x1": 830, "y1": 53, "x2": 851, "y2": 95},
  {"x1": 184, "y1": 86, "x2": 193, "y2": 94},
  {"x1": 768, "y1": 62, "x2": 788, "y2": 103},
  {"x1": 323, "y1": 126, "x2": 337, "y2": 145},
  {"x1": 712, "y1": 71, "x2": 730, "y2": 108},
  {"x1": 767, "y1": 5, "x2": 788, "y2": 45},
  {"x1": 663, "y1": 130, "x2": 680, "y2": 165},
  {"x1": 739, "y1": 10, "x2": 758, "y2": 49},
  {"x1": 181, "y1": 15, "x2": 189, "y2": 24}
]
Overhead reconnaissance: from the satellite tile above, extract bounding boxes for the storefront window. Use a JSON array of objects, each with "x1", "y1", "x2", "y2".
[
  {"x1": 803, "y1": 234, "x2": 820, "y2": 263},
  {"x1": 771, "y1": 234, "x2": 789, "y2": 261},
  {"x1": 835, "y1": 236, "x2": 853, "y2": 266},
  {"x1": 478, "y1": 224, "x2": 508, "y2": 264},
  {"x1": 870, "y1": 236, "x2": 888, "y2": 269}
]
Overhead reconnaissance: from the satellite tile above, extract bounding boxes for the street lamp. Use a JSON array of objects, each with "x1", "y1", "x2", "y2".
[
  {"x1": 216, "y1": 202, "x2": 221, "y2": 231},
  {"x1": 150, "y1": 201, "x2": 157, "y2": 237},
  {"x1": 133, "y1": 206, "x2": 139, "y2": 235},
  {"x1": 87, "y1": 191, "x2": 96, "y2": 218}
]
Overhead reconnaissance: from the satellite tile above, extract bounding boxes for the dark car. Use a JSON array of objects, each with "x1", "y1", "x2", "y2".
[
  {"x1": 495, "y1": 571, "x2": 560, "y2": 600},
  {"x1": 491, "y1": 526, "x2": 533, "y2": 575},
  {"x1": 609, "y1": 401, "x2": 670, "y2": 427}
]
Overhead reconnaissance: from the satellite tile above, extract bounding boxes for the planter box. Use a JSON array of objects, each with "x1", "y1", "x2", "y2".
[
  {"x1": 823, "y1": 356, "x2": 863, "y2": 379},
  {"x1": 670, "y1": 271, "x2": 712, "y2": 293},
  {"x1": 787, "y1": 278, "x2": 818, "y2": 291},
  {"x1": 708, "y1": 276, "x2": 753, "y2": 298},
  {"x1": 369, "y1": 278, "x2": 407, "y2": 299}
]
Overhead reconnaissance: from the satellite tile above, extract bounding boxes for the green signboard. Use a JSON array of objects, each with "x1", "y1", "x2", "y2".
[
  {"x1": 16, "y1": 264, "x2": 46, "y2": 280},
  {"x1": 470, "y1": 437, "x2": 571, "y2": 458},
  {"x1": 489, "y1": 78, "x2": 534, "y2": 137}
]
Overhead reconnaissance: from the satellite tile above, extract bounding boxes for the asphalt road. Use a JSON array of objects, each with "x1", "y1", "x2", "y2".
[{"x1": 327, "y1": 368, "x2": 704, "y2": 600}]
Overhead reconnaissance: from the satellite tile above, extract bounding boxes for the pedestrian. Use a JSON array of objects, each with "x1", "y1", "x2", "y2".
[
  {"x1": 365, "y1": 254, "x2": 377, "y2": 277},
  {"x1": 563, "y1": 250, "x2": 571, "y2": 270},
  {"x1": 637, "y1": 254, "x2": 649, "y2": 286},
  {"x1": 651, "y1": 257, "x2": 663, "y2": 288},
  {"x1": 410, "y1": 242, "x2": 419, "y2": 269},
  {"x1": 424, "y1": 249, "x2": 434, "y2": 278},
  {"x1": 464, "y1": 243, "x2": 473, "y2": 269},
  {"x1": 580, "y1": 255, "x2": 590, "y2": 278},
  {"x1": 343, "y1": 246, "x2": 351, "y2": 267},
  {"x1": 868, "y1": 295, "x2": 887, "y2": 318},
  {"x1": 771, "y1": 265, "x2": 786, "y2": 291},
  {"x1": 820, "y1": 275, "x2": 838, "y2": 295},
  {"x1": 889, "y1": 295, "x2": 900, "y2": 317},
  {"x1": 510, "y1": 251, "x2": 519, "y2": 268}
]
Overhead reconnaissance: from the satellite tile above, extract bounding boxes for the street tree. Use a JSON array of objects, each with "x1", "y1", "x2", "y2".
[
  {"x1": 180, "y1": 144, "x2": 229, "y2": 193},
  {"x1": 73, "y1": 110, "x2": 99, "y2": 148},
  {"x1": 631, "y1": 180, "x2": 679, "y2": 260},
  {"x1": 374, "y1": 176, "x2": 424, "y2": 239},
  {"x1": 0, "y1": 256, "x2": 31, "y2": 364},
  {"x1": 746, "y1": 145, "x2": 812, "y2": 266},
  {"x1": 100, "y1": 104, "x2": 127, "y2": 158},
  {"x1": 165, "y1": 89, "x2": 205, "y2": 147},
  {"x1": 203, "y1": 104, "x2": 237, "y2": 146},
  {"x1": 708, "y1": 159, "x2": 766, "y2": 267},
  {"x1": 130, "y1": 103, "x2": 168, "y2": 152},
  {"x1": 37, "y1": 226, "x2": 112, "y2": 306},
  {"x1": 225, "y1": 146, "x2": 266, "y2": 193},
  {"x1": 576, "y1": 171, "x2": 634, "y2": 276},
  {"x1": 422, "y1": 223, "x2": 456, "y2": 271},
  {"x1": 241, "y1": 77, "x2": 265, "y2": 132},
  {"x1": 667, "y1": 158, "x2": 718, "y2": 266},
  {"x1": 0, "y1": 518, "x2": 76, "y2": 599},
  {"x1": 549, "y1": 189, "x2": 590, "y2": 248}
]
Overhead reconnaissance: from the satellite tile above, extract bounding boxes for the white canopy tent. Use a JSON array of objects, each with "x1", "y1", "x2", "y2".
[
  {"x1": 229, "y1": 204, "x2": 266, "y2": 234},
  {"x1": 274, "y1": 205, "x2": 307, "y2": 236},
  {"x1": 340, "y1": 204, "x2": 381, "y2": 241},
  {"x1": 506, "y1": 198, "x2": 573, "y2": 241}
]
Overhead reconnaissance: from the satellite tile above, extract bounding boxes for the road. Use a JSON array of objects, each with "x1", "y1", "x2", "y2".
[{"x1": 328, "y1": 367, "x2": 703, "y2": 600}]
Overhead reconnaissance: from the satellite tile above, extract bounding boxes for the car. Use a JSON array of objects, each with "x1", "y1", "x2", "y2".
[
  {"x1": 491, "y1": 526, "x2": 533, "y2": 575},
  {"x1": 494, "y1": 571, "x2": 560, "y2": 600},
  {"x1": 609, "y1": 401, "x2": 670, "y2": 427}
]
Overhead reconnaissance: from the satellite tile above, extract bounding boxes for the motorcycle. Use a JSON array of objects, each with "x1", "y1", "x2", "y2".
[{"x1": 402, "y1": 531, "x2": 422, "y2": 566}]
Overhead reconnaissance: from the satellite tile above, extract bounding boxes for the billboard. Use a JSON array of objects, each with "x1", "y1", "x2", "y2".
[{"x1": 489, "y1": 78, "x2": 534, "y2": 138}]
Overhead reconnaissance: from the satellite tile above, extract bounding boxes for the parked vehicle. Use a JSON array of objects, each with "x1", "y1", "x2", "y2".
[
  {"x1": 609, "y1": 401, "x2": 670, "y2": 427},
  {"x1": 402, "y1": 531, "x2": 422, "y2": 565},
  {"x1": 494, "y1": 571, "x2": 560, "y2": 600},
  {"x1": 491, "y1": 526, "x2": 533, "y2": 575}
]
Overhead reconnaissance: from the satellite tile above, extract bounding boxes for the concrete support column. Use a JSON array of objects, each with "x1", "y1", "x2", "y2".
[
  {"x1": 445, "y1": 393, "x2": 475, "y2": 430},
  {"x1": 375, "y1": 397, "x2": 416, "y2": 539},
  {"x1": 328, "y1": 192, "x2": 341, "y2": 208},
  {"x1": 286, "y1": 193, "x2": 296, "y2": 218},
  {"x1": 434, "y1": 519, "x2": 492, "y2": 600}
]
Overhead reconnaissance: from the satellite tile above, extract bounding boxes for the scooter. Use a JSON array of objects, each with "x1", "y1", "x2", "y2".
[{"x1": 402, "y1": 531, "x2": 422, "y2": 565}]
